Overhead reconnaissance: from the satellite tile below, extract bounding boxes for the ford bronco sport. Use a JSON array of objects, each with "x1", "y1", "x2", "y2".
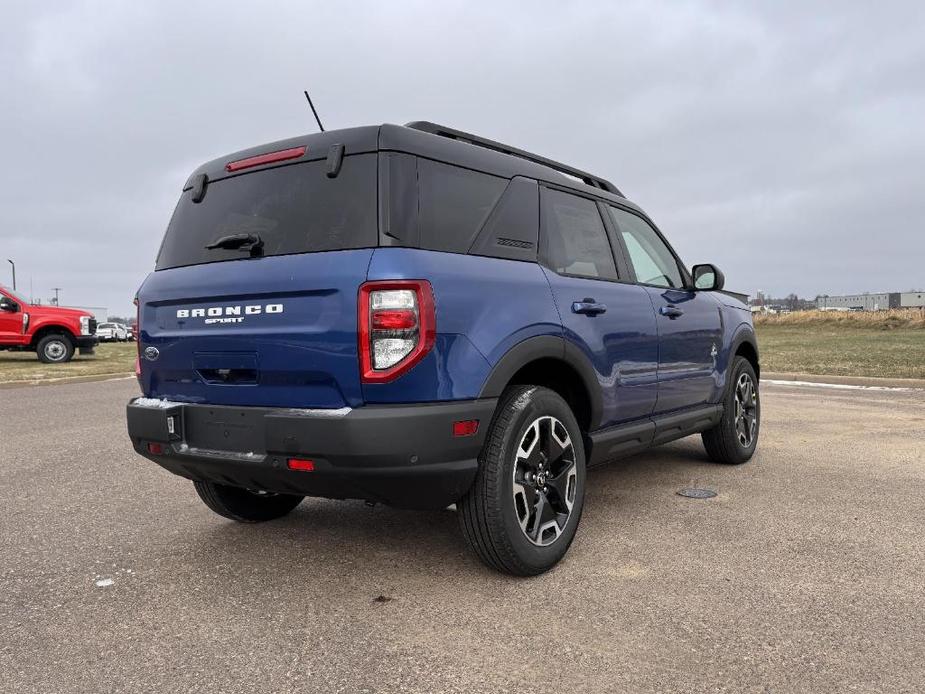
[{"x1": 127, "y1": 122, "x2": 760, "y2": 575}]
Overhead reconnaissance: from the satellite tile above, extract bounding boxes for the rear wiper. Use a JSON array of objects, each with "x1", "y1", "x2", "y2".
[{"x1": 205, "y1": 233, "x2": 264, "y2": 255}]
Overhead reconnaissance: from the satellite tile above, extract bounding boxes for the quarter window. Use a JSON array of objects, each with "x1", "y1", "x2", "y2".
[
  {"x1": 607, "y1": 207, "x2": 683, "y2": 288},
  {"x1": 542, "y1": 189, "x2": 617, "y2": 280}
]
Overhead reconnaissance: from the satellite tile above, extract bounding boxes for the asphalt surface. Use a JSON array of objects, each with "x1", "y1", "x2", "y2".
[{"x1": 1, "y1": 378, "x2": 923, "y2": 693}]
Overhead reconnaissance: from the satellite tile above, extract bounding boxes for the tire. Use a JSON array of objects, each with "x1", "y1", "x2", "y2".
[
  {"x1": 702, "y1": 356, "x2": 760, "y2": 464},
  {"x1": 458, "y1": 385, "x2": 587, "y2": 576},
  {"x1": 36, "y1": 334, "x2": 75, "y2": 364},
  {"x1": 193, "y1": 481, "x2": 304, "y2": 522}
]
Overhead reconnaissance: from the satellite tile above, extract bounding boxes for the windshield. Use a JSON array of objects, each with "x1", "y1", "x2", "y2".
[
  {"x1": 0, "y1": 285, "x2": 31, "y2": 305},
  {"x1": 156, "y1": 154, "x2": 378, "y2": 271}
]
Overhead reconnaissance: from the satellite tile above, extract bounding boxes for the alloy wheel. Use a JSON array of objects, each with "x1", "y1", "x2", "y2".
[
  {"x1": 734, "y1": 372, "x2": 758, "y2": 447},
  {"x1": 511, "y1": 416, "x2": 577, "y2": 546}
]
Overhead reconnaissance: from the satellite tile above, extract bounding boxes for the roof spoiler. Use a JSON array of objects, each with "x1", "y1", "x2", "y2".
[{"x1": 405, "y1": 121, "x2": 622, "y2": 197}]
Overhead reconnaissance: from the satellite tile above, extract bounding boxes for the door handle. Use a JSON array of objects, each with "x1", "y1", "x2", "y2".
[
  {"x1": 659, "y1": 305, "x2": 684, "y2": 319},
  {"x1": 572, "y1": 299, "x2": 607, "y2": 315}
]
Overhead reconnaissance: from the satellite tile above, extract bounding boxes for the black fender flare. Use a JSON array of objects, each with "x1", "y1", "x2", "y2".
[
  {"x1": 729, "y1": 324, "x2": 760, "y2": 378},
  {"x1": 478, "y1": 335, "x2": 604, "y2": 431}
]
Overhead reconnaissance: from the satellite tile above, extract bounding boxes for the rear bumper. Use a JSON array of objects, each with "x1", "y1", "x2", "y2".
[{"x1": 126, "y1": 397, "x2": 497, "y2": 509}]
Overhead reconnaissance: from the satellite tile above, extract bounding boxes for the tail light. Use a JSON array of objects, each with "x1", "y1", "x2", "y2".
[
  {"x1": 358, "y1": 280, "x2": 435, "y2": 383},
  {"x1": 134, "y1": 297, "x2": 141, "y2": 379}
]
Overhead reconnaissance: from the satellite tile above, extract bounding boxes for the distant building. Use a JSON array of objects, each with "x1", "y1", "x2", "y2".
[
  {"x1": 814, "y1": 292, "x2": 925, "y2": 311},
  {"x1": 69, "y1": 305, "x2": 108, "y2": 321},
  {"x1": 900, "y1": 292, "x2": 925, "y2": 308}
]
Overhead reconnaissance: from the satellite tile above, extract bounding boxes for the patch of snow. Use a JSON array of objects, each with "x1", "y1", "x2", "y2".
[
  {"x1": 95, "y1": 578, "x2": 114, "y2": 587},
  {"x1": 132, "y1": 397, "x2": 182, "y2": 409},
  {"x1": 279, "y1": 406, "x2": 352, "y2": 417}
]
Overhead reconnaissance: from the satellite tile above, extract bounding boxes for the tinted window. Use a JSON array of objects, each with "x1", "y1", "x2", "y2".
[
  {"x1": 542, "y1": 188, "x2": 617, "y2": 280},
  {"x1": 418, "y1": 159, "x2": 507, "y2": 253},
  {"x1": 156, "y1": 154, "x2": 378, "y2": 270},
  {"x1": 607, "y1": 206, "x2": 683, "y2": 288}
]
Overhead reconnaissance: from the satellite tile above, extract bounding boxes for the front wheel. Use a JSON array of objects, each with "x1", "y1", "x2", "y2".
[
  {"x1": 36, "y1": 334, "x2": 75, "y2": 364},
  {"x1": 193, "y1": 481, "x2": 304, "y2": 522},
  {"x1": 702, "y1": 356, "x2": 760, "y2": 464},
  {"x1": 458, "y1": 385, "x2": 586, "y2": 576}
]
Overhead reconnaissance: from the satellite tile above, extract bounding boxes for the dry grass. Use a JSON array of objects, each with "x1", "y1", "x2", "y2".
[
  {"x1": 0, "y1": 342, "x2": 136, "y2": 384},
  {"x1": 754, "y1": 308, "x2": 925, "y2": 330},
  {"x1": 755, "y1": 310, "x2": 925, "y2": 379}
]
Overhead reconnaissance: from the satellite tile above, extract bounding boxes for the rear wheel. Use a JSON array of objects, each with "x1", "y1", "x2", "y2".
[
  {"x1": 36, "y1": 334, "x2": 75, "y2": 364},
  {"x1": 193, "y1": 481, "x2": 304, "y2": 522},
  {"x1": 458, "y1": 385, "x2": 586, "y2": 576},
  {"x1": 702, "y1": 356, "x2": 760, "y2": 464}
]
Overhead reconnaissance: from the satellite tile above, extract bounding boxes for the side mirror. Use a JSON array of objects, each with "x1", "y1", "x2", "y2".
[
  {"x1": 692, "y1": 264, "x2": 725, "y2": 291},
  {"x1": 0, "y1": 297, "x2": 19, "y2": 312}
]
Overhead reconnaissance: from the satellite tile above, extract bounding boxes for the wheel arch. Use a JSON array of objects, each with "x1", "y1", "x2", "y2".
[
  {"x1": 29, "y1": 325, "x2": 77, "y2": 350},
  {"x1": 479, "y1": 335, "x2": 602, "y2": 433},
  {"x1": 730, "y1": 327, "x2": 760, "y2": 379}
]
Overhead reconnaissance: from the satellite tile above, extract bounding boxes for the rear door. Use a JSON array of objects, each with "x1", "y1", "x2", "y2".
[
  {"x1": 539, "y1": 187, "x2": 659, "y2": 427},
  {"x1": 606, "y1": 205, "x2": 722, "y2": 413},
  {"x1": 138, "y1": 153, "x2": 379, "y2": 409}
]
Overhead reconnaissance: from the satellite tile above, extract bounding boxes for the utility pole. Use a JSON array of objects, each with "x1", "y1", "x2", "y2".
[
  {"x1": 52, "y1": 287, "x2": 62, "y2": 306},
  {"x1": 6, "y1": 259, "x2": 14, "y2": 290}
]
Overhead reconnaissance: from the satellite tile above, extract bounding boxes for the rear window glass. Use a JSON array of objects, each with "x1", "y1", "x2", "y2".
[
  {"x1": 156, "y1": 154, "x2": 377, "y2": 270},
  {"x1": 417, "y1": 160, "x2": 506, "y2": 253}
]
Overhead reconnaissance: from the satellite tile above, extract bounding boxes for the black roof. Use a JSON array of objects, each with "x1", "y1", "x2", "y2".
[{"x1": 185, "y1": 122, "x2": 635, "y2": 210}]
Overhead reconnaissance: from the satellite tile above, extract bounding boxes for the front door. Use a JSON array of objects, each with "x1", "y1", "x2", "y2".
[
  {"x1": 605, "y1": 205, "x2": 722, "y2": 413},
  {"x1": 0, "y1": 289, "x2": 23, "y2": 343},
  {"x1": 539, "y1": 187, "x2": 659, "y2": 427}
]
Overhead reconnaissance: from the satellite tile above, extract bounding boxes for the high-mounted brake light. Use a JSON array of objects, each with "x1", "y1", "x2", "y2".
[
  {"x1": 225, "y1": 146, "x2": 306, "y2": 173},
  {"x1": 358, "y1": 280, "x2": 435, "y2": 383}
]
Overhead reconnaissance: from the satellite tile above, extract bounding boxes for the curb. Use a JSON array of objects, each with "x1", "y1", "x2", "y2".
[
  {"x1": 763, "y1": 371, "x2": 925, "y2": 389},
  {"x1": 0, "y1": 373, "x2": 135, "y2": 389}
]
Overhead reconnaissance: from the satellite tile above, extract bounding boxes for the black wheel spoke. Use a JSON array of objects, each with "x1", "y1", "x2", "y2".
[{"x1": 545, "y1": 460, "x2": 574, "y2": 504}]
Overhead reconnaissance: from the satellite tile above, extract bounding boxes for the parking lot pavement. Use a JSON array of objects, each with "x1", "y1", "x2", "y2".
[{"x1": 1, "y1": 378, "x2": 923, "y2": 693}]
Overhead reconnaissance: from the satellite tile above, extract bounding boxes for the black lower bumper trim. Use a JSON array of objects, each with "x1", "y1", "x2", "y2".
[{"x1": 127, "y1": 398, "x2": 497, "y2": 509}]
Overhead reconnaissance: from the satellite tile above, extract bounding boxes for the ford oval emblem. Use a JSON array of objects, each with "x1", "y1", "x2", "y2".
[{"x1": 143, "y1": 346, "x2": 160, "y2": 361}]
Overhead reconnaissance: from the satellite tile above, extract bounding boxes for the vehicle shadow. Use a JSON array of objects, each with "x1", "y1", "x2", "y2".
[{"x1": 181, "y1": 437, "x2": 731, "y2": 582}]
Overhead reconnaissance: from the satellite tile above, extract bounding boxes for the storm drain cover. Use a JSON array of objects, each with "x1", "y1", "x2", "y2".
[{"x1": 677, "y1": 487, "x2": 717, "y2": 499}]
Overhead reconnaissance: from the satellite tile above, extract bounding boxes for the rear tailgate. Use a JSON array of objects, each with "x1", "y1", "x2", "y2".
[{"x1": 138, "y1": 250, "x2": 372, "y2": 408}]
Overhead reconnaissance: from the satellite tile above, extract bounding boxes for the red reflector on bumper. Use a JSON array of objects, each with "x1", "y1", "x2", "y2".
[
  {"x1": 287, "y1": 458, "x2": 315, "y2": 472},
  {"x1": 453, "y1": 420, "x2": 479, "y2": 437},
  {"x1": 147, "y1": 442, "x2": 165, "y2": 455}
]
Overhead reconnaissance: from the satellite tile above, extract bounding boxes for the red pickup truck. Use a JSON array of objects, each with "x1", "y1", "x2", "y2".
[{"x1": 0, "y1": 285, "x2": 99, "y2": 363}]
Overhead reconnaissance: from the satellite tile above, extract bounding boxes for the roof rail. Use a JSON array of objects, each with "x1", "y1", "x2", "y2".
[{"x1": 405, "y1": 121, "x2": 622, "y2": 196}]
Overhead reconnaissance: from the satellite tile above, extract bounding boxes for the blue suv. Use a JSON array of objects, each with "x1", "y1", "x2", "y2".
[{"x1": 127, "y1": 122, "x2": 760, "y2": 575}]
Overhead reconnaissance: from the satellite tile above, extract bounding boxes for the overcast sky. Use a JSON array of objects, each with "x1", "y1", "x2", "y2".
[{"x1": 2, "y1": 1, "x2": 923, "y2": 315}]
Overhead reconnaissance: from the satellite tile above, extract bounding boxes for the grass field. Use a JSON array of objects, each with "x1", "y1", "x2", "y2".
[
  {"x1": 754, "y1": 309, "x2": 925, "y2": 379},
  {"x1": 0, "y1": 342, "x2": 135, "y2": 384},
  {"x1": 2, "y1": 309, "x2": 924, "y2": 384}
]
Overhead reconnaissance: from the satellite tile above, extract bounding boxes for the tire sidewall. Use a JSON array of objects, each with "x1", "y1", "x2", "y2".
[{"x1": 491, "y1": 387, "x2": 587, "y2": 572}]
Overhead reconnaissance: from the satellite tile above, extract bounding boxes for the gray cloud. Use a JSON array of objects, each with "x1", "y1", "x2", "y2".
[{"x1": 2, "y1": 0, "x2": 923, "y2": 314}]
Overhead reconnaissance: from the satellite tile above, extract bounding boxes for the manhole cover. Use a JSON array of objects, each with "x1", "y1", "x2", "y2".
[{"x1": 677, "y1": 487, "x2": 717, "y2": 499}]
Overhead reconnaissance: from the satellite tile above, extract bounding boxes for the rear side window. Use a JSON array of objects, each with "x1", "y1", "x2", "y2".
[
  {"x1": 156, "y1": 154, "x2": 377, "y2": 270},
  {"x1": 417, "y1": 160, "x2": 507, "y2": 253},
  {"x1": 541, "y1": 188, "x2": 617, "y2": 280}
]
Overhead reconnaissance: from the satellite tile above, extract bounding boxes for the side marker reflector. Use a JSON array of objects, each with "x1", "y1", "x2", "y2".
[
  {"x1": 453, "y1": 420, "x2": 479, "y2": 437},
  {"x1": 287, "y1": 458, "x2": 315, "y2": 472},
  {"x1": 147, "y1": 442, "x2": 165, "y2": 455}
]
